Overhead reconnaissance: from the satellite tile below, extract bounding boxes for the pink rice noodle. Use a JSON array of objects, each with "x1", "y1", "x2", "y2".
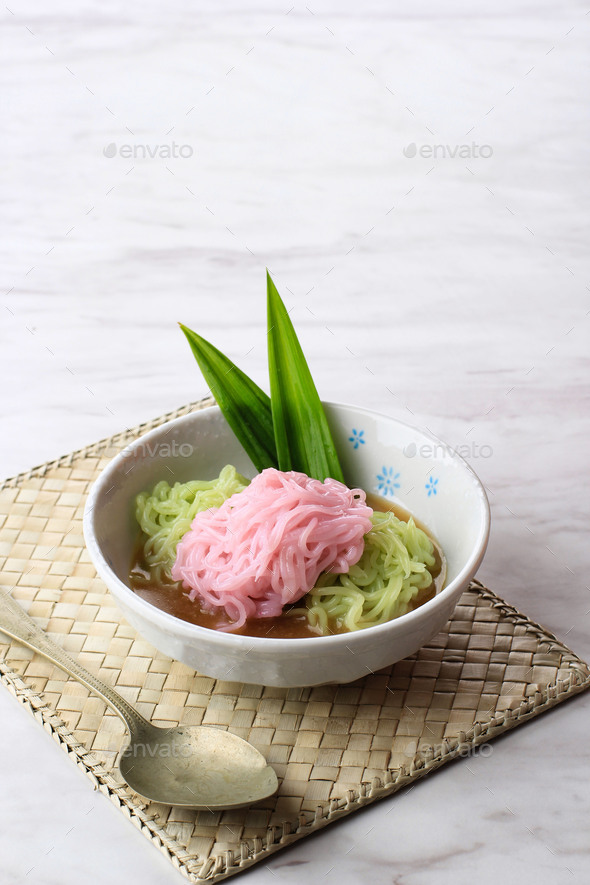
[{"x1": 171, "y1": 468, "x2": 373, "y2": 630}]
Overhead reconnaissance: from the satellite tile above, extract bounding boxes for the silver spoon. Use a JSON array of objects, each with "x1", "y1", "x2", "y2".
[{"x1": 0, "y1": 591, "x2": 278, "y2": 809}]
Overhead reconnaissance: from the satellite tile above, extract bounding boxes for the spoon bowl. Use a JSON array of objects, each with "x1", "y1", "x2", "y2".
[
  {"x1": 119, "y1": 722, "x2": 278, "y2": 808},
  {"x1": 0, "y1": 590, "x2": 278, "y2": 809}
]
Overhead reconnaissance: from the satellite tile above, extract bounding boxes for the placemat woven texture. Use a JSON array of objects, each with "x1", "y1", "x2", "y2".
[{"x1": 1, "y1": 399, "x2": 589, "y2": 883}]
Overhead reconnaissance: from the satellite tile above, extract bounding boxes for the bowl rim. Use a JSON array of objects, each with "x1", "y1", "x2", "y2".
[{"x1": 83, "y1": 401, "x2": 491, "y2": 649}]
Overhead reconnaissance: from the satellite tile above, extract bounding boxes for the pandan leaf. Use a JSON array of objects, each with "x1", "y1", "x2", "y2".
[
  {"x1": 179, "y1": 323, "x2": 278, "y2": 472},
  {"x1": 266, "y1": 271, "x2": 344, "y2": 482}
]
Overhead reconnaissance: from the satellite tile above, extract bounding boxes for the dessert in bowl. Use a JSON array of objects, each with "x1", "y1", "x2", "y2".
[
  {"x1": 84, "y1": 273, "x2": 489, "y2": 686},
  {"x1": 83, "y1": 401, "x2": 489, "y2": 687}
]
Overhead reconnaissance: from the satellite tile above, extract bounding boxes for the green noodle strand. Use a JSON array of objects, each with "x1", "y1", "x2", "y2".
[
  {"x1": 290, "y1": 510, "x2": 437, "y2": 634},
  {"x1": 134, "y1": 464, "x2": 249, "y2": 580}
]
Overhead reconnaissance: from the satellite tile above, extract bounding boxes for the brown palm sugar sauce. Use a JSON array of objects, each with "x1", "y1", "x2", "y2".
[{"x1": 129, "y1": 493, "x2": 446, "y2": 639}]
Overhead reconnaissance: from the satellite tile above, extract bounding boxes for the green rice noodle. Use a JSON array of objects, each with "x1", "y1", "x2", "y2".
[
  {"x1": 135, "y1": 465, "x2": 249, "y2": 579},
  {"x1": 290, "y1": 510, "x2": 436, "y2": 634}
]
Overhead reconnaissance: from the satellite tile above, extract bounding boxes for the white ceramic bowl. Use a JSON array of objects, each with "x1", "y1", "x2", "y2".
[{"x1": 83, "y1": 402, "x2": 490, "y2": 687}]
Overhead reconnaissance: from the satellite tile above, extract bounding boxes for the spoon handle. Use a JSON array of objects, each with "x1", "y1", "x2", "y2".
[{"x1": 0, "y1": 590, "x2": 150, "y2": 736}]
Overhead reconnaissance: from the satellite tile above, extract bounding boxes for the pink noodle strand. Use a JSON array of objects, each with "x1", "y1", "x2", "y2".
[{"x1": 171, "y1": 468, "x2": 373, "y2": 630}]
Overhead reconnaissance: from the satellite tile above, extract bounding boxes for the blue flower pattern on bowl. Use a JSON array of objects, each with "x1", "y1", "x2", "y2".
[
  {"x1": 349, "y1": 428, "x2": 365, "y2": 449},
  {"x1": 426, "y1": 476, "x2": 439, "y2": 496},
  {"x1": 376, "y1": 466, "x2": 400, "y2": 497}
]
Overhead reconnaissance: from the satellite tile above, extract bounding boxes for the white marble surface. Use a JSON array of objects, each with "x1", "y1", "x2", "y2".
[{"x1": 1, "y1": 0, "x2": 589, "y2": 882}]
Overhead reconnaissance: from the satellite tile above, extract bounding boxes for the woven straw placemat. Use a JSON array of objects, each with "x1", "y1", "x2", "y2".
[{"x1": 1, "y1": 398, "x2": 589, "y2": 883}]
